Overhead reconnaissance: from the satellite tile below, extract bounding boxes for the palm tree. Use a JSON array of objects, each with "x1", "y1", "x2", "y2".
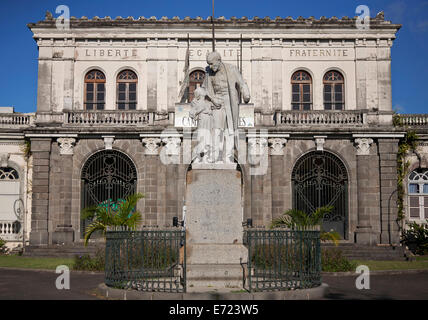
[
  {"x1": 270, "y1": 206, "x2": 341, "y2": 245},
  {"x1": 81, "y1": 193, "x2": 144, "y2": 246}
]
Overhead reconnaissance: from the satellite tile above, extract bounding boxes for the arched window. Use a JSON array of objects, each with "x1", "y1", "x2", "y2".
[
  {"x1": 0, "y1": 167, "x2": 19, "y2": 180},
  {"x1": 292, "y1": 151, "x2": 348, "y2": 239},
  {"x1": 117, "y1": 70, "x2": 138, "y2": 110},
  {"x1": 0, "y1": 167, "x2": 21, "y2": 240},
  {"x1": 188, "y1": 70, "x2": 205, "y2": 102},
  {"x1": 84, "y1": 70, "x2": 106, "y2": 110},
  {"x1": 408, "y1": 169, "x2": 428, "y2": 220},
  {"x1": 81, "y1": 150, "x2": 137, "y2": 238},
  {"x1": 291, "y1": 71, "x2": 312, "y2": 110},
  {"x1": 323, "y1": 71, "x2": 345, "y2": 110}
]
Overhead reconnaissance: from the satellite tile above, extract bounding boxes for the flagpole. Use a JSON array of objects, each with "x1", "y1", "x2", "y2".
[{"x1": 211, "y1": 0, "x2": 215, "y2": 52}]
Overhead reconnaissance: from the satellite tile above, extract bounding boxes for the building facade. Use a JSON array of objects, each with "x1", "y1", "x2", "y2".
[{"x1": 1, "y1": 12, "x2": 427, "y2": 250}]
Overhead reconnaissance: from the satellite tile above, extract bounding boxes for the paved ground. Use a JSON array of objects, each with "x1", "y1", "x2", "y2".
[
  {"x1": 0, "y1": 268, "x2": 105, "y2": 300},
  {"x1": 0, "y1": 268, "x2": 426, "y2": 300},
  {"x1": 323, "y1": 273, "x2": 428, "y2": 300}
]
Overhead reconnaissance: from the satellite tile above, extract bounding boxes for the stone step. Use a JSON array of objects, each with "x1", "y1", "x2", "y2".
[
  {"x1": 23, "y1": 244, "x2": 105, "y2": 258},
  {"x1": 321, "y1": 244, "x2": 407, "y2": 261},
  {"x1": 321, "y1": 244, "x2": 404, "y2": 249},
  {"x1": 186, "y1": 243, "x2": 247, "y2": 265},
  {"x1": 187, "y1": 264, "x2": 245, "y2": 288}
]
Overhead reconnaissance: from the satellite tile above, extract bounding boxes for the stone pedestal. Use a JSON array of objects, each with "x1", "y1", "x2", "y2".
[
  {"x1": 52, "y1": 225, "x2": 75, "y2": 244},
  {"x1": 185, "y1": 164, "x2": 247, "y2": 288},
  {"x1": 355, "y1": 226, "x2": 378, "y2": 245}
]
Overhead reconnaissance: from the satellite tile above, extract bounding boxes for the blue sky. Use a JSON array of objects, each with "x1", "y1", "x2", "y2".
[{"x1": 0, "y1": 0, "x2": 426, "y2": 114}]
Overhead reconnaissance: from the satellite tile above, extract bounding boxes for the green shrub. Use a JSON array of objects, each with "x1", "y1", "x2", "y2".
[
  {"x1": 72, "y1": 249, "x2": 105, "y2": 271},
  {"x1": 105, "y1": 241, "x2": 180, "y2": 270},
  {"x1": 82, "y1": 193, "x2": 144, "y2": 246},
  {"x1": 401, "y1": 221, "x2": 428, "y2": 255},
  {"x1": 0, "y1": 238, "x2": 9, "y2": 256},
  {"x1": 321, "y1": 248, "x2": 356, "y2": 272}
]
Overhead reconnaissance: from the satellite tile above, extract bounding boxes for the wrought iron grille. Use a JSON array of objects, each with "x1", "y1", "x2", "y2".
[
  {"x1": 105, "y1": 229, "x2": 186, "y2": 293},
  {"x1": 292, "y1": 151, "x2": 348, "y2": 239},
  {"x1": 80, "y1": 150, "x2": 137, "y2": 238},
  {"x1": 244, "y1": 229, "x2": 321, "y2": 292}
]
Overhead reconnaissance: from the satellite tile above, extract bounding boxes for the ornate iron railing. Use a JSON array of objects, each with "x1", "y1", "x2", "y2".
[
  {"x1": 105, "y1": 228, "x2": 186, "y2": 293},
  {"x1": 244, "y1": 228, "x2": 321, "y2": 292}
]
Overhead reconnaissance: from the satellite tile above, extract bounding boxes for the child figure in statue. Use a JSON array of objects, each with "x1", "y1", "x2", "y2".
[{"x1": 189, "y1": 87, "x2": 214, "y2": 163}]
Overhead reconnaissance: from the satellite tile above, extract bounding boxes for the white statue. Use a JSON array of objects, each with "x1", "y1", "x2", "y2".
[
  {"x1": 202, "y1": 51, "x2": 251, "y2": 163},
  {"x1": 189, "y1": 87, "x2": 214, "y2": 163}
]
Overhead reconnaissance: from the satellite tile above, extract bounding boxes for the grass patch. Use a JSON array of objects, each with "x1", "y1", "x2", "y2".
[
  {"x1": 231, "y1": 289, "x2": 248, "y2": 293},
  {"x1": 351, "y1": 259, "x2": 428, "y2": 271},
  {"x1": 414, "y1": 255, "x2": 428, "y2": 261},
  {"x1": 0, "y1": 255, "x2": 74, "y2": 270}
]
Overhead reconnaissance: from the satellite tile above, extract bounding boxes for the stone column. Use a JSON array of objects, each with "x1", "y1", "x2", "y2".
[
  {"x1": 142, "y1": 138, "x2": 161, "y2": 226},
  {"x1": 378, "y1": 139, "x2": 400, "y2": 244},
  {"x1": 354, "y1": 138, "x2": 380, "y2": 245},
  {"x1": 52, "y1": 138, "x2": 76, "y2": 244},
  {"x1": 161, "y1": 137, "x2": 181, "y2": 227},
  {"x1": 29, "y1": 138, "x2": 52, "y2": 245},
  {"x1": 248, "y1": 137, "x2": 268, "y2": 226},
  {"x1": 269, "y1": 138, "x2": 287, "y2": 220}
]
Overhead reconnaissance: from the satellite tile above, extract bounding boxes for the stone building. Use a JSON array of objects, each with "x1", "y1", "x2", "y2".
[{"x1": 0, "y1": 12, "x2": 427, "y2": 251}]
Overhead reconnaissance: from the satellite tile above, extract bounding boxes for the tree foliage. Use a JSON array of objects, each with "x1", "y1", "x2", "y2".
[
  {"x1": 270, "y1": 206, "x2": 341, "y2": 245},
  {"x1": 82, "y1": 193, "x2": 144, "y2": 246}
]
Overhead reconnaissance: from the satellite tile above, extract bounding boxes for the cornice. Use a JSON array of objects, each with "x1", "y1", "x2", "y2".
[{"x1": 27, "y1": 11, "x2": 401, "y2": 31}]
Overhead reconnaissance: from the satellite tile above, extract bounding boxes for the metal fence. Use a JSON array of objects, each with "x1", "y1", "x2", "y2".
[
  {"x1": 244, "y1": 228, "x2": 321, "y2": 292},
  {"x1": 105, "y1": 228, "x2": 186, "y2": 293}
]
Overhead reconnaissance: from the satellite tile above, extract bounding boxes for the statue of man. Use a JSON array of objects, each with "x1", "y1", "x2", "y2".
[{"x1": 202, "y1": 51, "x2": 250, "y2": 163}]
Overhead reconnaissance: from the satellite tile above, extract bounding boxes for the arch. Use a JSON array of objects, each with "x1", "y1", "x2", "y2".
[
  {"x1": 80, "y1": 149, "x2": 138, "y2": 238},
  {"x1": 113, "y1": 66, "x2": 140, "y2": 81},
  {"x1": 84, "y1": 69, "x2": 106, "y2": 110},
  {"x1": 187, "y1": 69, "x2": 206, "y2": 102},
  {"x1": 189, "y1": 67, "x2": 206, "y2": 74},
  {"x1": 322, "y1": 66, "x2": 347, "y2": 83},
  {"x1": 289, "y1": 66, "x2": 315, "y2": 80},
  {"x1": 407, "y1": 168, "x2": 428, "y2": 220},
  {"x1": 0, "y1": 166, "x2": 22, "y2": 239},
  {"x1": 323, "y1": 70, "x2": 345, "y2": 110},
  {"x1": 291, "y1": 70, "x2": 313, "y2": 111},
  {"x1": 0, "y1": 167, "x2": 19, "y2": 180},
  {"x1": 292, "y1": 150, "x2": 349, "y2": 239}
]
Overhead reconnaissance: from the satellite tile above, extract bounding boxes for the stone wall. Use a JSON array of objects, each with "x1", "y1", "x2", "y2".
[
  {"x1": 27, "y1": 135, "x2": 402, "y2": 245},
  {"x1": 29, "y1": 17, "x2": 399, "y2": 115}
]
